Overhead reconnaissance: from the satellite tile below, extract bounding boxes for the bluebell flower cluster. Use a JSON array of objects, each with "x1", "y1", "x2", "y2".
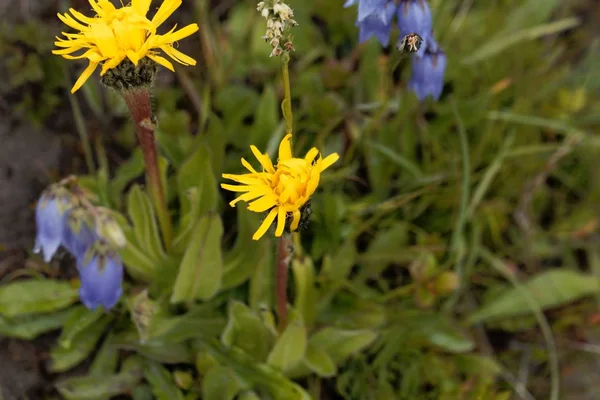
[
  {"x1": 345, "y1": 0, "x2": 446, "y2": 101},
  {"x1": 34, "y1": 185, "x2": 123, "y2": 310}
]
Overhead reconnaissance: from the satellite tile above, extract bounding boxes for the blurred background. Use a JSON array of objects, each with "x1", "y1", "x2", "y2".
[{"x1": 1, "y1": 0, "x2": 600, "y2": 399}]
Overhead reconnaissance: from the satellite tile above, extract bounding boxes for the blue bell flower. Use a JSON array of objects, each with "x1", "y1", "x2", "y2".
[
  {"x1": 78, "y1": 245, "x2": 123, "y2": 310},
  {"x1": 408, "y1": 48, "x2": 447, "y2": 101},
  {"x1": 357, "y1": 5, "x2": 396, "y2": 46},
  {"x1": 397, "y1": 0, "x2": 432, "y2": 57},
  {"x1": 63, "y1": 207, "x2": 98, "y2": 261},
  {"x1": 34, "y1": 188, "x2": 72, "y2": 262},
  {"x1": 345, "y1": 0, "x2": 388, "y2": 23}
]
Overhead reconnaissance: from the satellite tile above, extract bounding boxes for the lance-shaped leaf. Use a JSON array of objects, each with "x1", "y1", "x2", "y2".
[
  {"x1": 0, "y1": 280, "x2": 79, "y2": 317},
  {"x1": 171, "y1": 214, "x2": 223, "y2": 303}
]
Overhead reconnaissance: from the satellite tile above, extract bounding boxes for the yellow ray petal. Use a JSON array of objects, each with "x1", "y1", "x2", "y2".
[
  {"x1": 100, "y1": 54, "x2": 125, "y2": 75},
  {"x1": 71, "y1": 61, "x2": 98, "y2": 93},
  {"x1": 320, "y1": 153, "x2": 340, "y2": 171},
  {"x1": 290, "y1": 209, "x2": 301, "y2": 231},
  {"x1": 88, "y1": 0, "x2": 104, "y2": 16},
  {"x1": 278, "y1": 134, "x2": 293, "y2": 162},
  {"x1": 97, "y1": 0, "x2": 116, "y2": 14},
  {"x1": 250, "y1": 146, "x2": 275, "y2": 173},
  {"x1": 53, "y1": 46, "x2": 85, "y2": 55},
  {"x1": 248, "y1": 194, "x2": 277, "y2": 212},
  {"x1": 61, "y1": 49, "x2": 104, "y2": 62},
  {"x1": 241, "y1": 158, "x2": 258, "y2": 173},
  {"x1": 152, "y1": 0, "x2": 182, "y2": 27},
  {"x1": 127, "y1": 50, "x2": 140, "y2": 65},
  {"x1": 220, "y1": 183, "x2": 252, "y2": 193},
  {"x1": 230, "y1": 190, "x2": 266, "y2": 207},
  {"x1": 57, "y1": 12, "x2": 88, "y2": 31},
  {"x1": 147, "y1": 53, "x2": 175, "y2": 71},
  {"x1": 305, "y1": 173, "x2": 320, "y2": 198},
  {"x1": 54, "y1": 39, "x2": 79, "y2": 48},
  {"x1": 67, "y1": 8, "x2": 95, "y2": 24},
  {"x1": 90, "y1": 23, "x2": 118, "y2": 58},
  {"x1": 252, "y1": 208, "x2": 278, "y2": 241},
  {"x1": 275, "y1": 207, "x2": 286, "y2": 237},
  {"x1": 160, "y1": 45, "x2": 197, "y2": 66},
  {"x1": 222, "y1": 173, "x2": 266, "y2": 185},
  {"x1": 162, "y1": 23, "x2": 199, "y2": 43},
  {"x1": 132, "y1": 0, "x2": 151, "y2": 15},
  {"x1": 304, "y1": 147, "x2": 319, "y2": 163}
]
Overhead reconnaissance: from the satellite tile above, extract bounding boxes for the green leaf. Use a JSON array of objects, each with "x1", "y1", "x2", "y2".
[
  {"x1": 221, "y1": 301, "x2": 276, "y2": 361},
  {"x1": 126, "y1": 185, "x2": 166, "y2": 262},
  {"x1": 203, "y1": 114, "x2": 226, "y2": 175},
  {"x1": 251, "y1": 84, "x2": 278, "y2": 149},
  {"x1": 56, "y1": 356, "x2": 143, "y2": 400},
  {"x1": 292, "y1": 258, "x2": 317, "y2": 327},
  {"x1": 468, "y1": 270, "x2": 600, "y2": 324},
  {"x1": 267, "y1": 311, "x2": 307, "y2": 373},
  {"x1": 464, "y1": 18, "x2": 579, "y2": 64},
  {"x1": 222, "y1": 204, "x2": 268, "y2": 290},
  {"x1": 303, "y1": 341, "x2": 337, "y2": 377},
  {"x1": 308, "y1": 328, "x2": 377, "y2": 364},
  {"x1": 50, "y1": 315, "x2": 112, "y2": 372},
  {"x1": 365, "y1": 140, "x2": 424, "y2": 179},
  {"x1": 322, "y1": 239, "x2": 356, "y2": 284},
  {"x1": 144, "y1": 361, "x2": 185, "y2": 400},
  {"x1": 202, "y1": 366, "x2": 246, "y2": 400},
  {"x1": 113, "y1": 331, "x2": 194, "y2": 364},
  {"x1": 214, "y1": 85, "x2": 259, "y2": 148},
  {"x1": 118, "y1": 238, "x2": 156, "y2": 282},
  {"x1": 199, "y1": 338, "x2": 311, "y2": 400},
  {"x1": 176, "y1": 143, "x2": 218, "y2": 219},
  {"x1": 90, "y1": 335, "x2": 119, "y2": 376},
  {"x1": 0, "y1": 309, "x2": 70, "y2": 339},
  {"x1": 171, "y1": 214, "x2": 223, "y2": 303},
  {"x1": 110, "y1": 148, "x2": 145, "y2": 208},
  {"x1": 238, "y1": 391, "x2": 262, "y2": 400},
  {"x1": 149, "y1": 305, "x2": 226, "y2": 343},
  {"x1": 172, "y1": 187, "x2": 201, "y2": 254},
  {"x1": 59, "y1": 306, "x2": 104, "y2": 348},
  {"x1": 132, "y1": 385, "x2": 154, "y2": 400},
  {"x1": 0, "y1": 280, "x2": 79, "y2": 317},
  {"x1": 249, "y1": 239, "x2": 275, "y2": 311},
  {"x1": 426, "y1": 326, "x2": 474, "y2": 353}
]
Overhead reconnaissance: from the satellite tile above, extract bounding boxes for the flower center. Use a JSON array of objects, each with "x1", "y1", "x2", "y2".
[
  {"x1": 271, "y1": 158, "x2": 311, "y2": 206},
  {"x1": 90, "y1": 8, "x2": 150, "y2": 57}
]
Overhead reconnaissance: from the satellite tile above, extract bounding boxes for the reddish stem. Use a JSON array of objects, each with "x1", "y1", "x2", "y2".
[{"x1": 122, "y1": 88, "x2": 173, "y2": 251}]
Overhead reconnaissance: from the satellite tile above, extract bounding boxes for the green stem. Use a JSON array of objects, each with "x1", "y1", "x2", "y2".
[
  {"x1": 275, "y1": 54, "x2": 295, "y2": 332},
  {"x1": 122, "y1": 88, "x2": 173, "y2": 252},
  {"x1": 64, "y1": 64, "x2": 95, "y2": 173},
  {"x1": 281, "y1": 56, "x2": 294, "y2": 134}
]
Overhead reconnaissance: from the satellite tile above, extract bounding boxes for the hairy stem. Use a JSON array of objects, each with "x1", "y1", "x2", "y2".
[
  {"x1": 122, "y1": 88, "x2": 173, "y2": 252},
  {"x1": 281, "y1": 56, "x2": 294, "y2": 134}
]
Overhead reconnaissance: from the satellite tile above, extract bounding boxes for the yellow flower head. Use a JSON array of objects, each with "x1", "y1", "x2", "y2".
[
  {"x1": 221, "y1": 134, "x2": 339, "y2": 241},
  {"x1": 53, "y1": 0, "x2": 199, "y2": 93}
]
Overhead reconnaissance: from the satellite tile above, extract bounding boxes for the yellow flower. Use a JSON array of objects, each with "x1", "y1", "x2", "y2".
[
  {"x1": 53, "y1": 0, "x2": 199, "y2": 93},
  {"x1": 221, "y1": 134, "x2": 339, "y2": 241}
]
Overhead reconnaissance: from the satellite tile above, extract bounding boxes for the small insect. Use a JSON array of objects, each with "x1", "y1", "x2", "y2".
[{"x1": 398, "y1": 33, "x2": 423, "y2": 54}]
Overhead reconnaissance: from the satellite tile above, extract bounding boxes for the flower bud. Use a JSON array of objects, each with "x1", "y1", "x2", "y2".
[{"x1": 96, "y1": 210, "x2": 127, "y2": 248}]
